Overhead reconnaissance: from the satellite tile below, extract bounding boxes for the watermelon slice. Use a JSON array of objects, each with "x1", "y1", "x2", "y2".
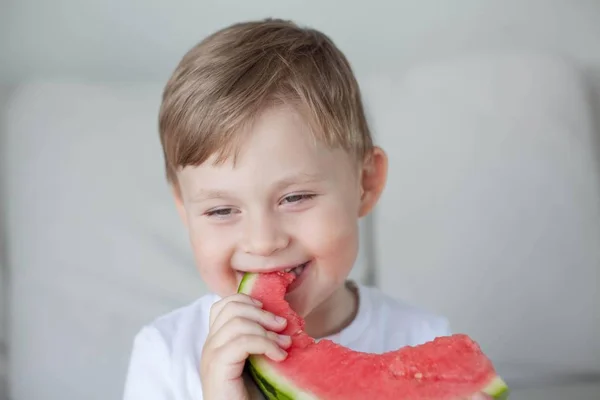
[{"x1": 238, "y1": 271, "x2": 509, "y2": 400}]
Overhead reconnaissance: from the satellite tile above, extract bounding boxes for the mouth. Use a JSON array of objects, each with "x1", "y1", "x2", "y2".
[
  {"x1": 235, "y1": 260, "x2": 311, "y2": 292},
  {"x1": 285, "y1": 260, "x2": 310, "y2": 293},
  {"x1": 283, "y1": 261, "x2": 309, "y2": 277}
]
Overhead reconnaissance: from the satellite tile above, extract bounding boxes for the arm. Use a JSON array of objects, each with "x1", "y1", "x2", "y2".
[{"x1": 122, "y1": 326, "x2": 175, "y2": 400}]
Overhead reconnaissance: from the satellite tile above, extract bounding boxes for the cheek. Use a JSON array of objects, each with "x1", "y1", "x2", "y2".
[
  {"x1": 297, "y1": 201, "x2": 360, "y2": 267},
  {"x1": 188, "y1": 222, "x2": 238, "y2": 293}
]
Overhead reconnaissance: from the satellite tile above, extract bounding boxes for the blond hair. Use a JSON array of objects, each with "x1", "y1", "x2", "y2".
[{"x1": 158, "y1": 18, "x2": 373, "y2": 183}]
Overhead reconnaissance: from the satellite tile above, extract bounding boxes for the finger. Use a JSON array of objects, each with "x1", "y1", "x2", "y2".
[
  {"x1": 210, "y1": 316, "x2": 292, "y2": 350},
  {"x1": 211, "y1": 300, "x2": 287, "y2": 334},
  {"x1": 222, "y1": 334, "x2": 288, "y2": 362},
  {"x1": 213, "y1": 334, "x2": 288, "y2": 379},
  {"x1": 209, "y1": 294, "x2": 262, "y2": 326}
]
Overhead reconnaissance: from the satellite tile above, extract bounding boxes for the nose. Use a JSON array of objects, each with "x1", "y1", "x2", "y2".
[{"x1": 241, "y1": 213, "x2": 289, "y2": 256}]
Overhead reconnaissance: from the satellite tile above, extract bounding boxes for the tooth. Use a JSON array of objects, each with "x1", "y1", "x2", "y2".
[{"x1": 284, "y1": 268, "x2": 292, "y2": 273}]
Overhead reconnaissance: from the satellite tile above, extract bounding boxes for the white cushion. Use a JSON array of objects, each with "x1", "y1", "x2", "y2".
[
  {"x1": 363, "y1": 53, "x2": 600, "y2": 385},
  {"x1": 3, "y1": 83, "x2": 206, "y2": 400},
  {"x1": 0, "y1": 85, "x2": 10, "y2": 400},
  {"x1": 509, "y1": 381, "x2": 600, "y2": 399},
  {"x1": 2, "y1": 82, "x2": 372, "y2": 400}
]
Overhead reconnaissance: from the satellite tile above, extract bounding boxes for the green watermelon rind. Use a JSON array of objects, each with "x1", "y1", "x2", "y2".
[
  {"x1": 238, "y1": 272, "x2": 510, "y2": 399},
  {"x1": 246, "y1": 355, "x2": 318, "y2": 400},
  {"x1": 238, "y1": 272, "x2": 258, "y2": 293},
  {"x1": 483, "y1": 376, "x2": 510, "y2": 399}
]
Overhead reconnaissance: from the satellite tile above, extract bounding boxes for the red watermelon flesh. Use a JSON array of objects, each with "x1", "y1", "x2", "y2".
[{"x1": 238, "y1": 271, "x2": 509, "y2": 400}]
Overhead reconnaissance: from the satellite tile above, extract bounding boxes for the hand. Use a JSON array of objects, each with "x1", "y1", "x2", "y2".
[{"x1": 200, "y1": 293, "x2": 291, "y2": 400}]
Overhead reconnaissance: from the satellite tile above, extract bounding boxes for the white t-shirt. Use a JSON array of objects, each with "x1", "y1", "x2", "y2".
[{"x1": 122, "y1": 282, "x2": 450, "y2": 400}]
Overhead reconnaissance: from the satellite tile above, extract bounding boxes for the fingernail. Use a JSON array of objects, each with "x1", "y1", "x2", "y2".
[
  {"x1": 268, "y1": 346, "x2": 287, "y2": 361},
  {"x1": 278, "y1": 348, "x2": 288, "y2": 359},
  {"x1": 252, "y1": 298, "x2": 262, "y2": 306},
  {"x1": 274, "y1": 315, "x2": 287, "y2": 324},
  {"x1": 277, "y1": 334, "x2": 291, "y2": 346}
]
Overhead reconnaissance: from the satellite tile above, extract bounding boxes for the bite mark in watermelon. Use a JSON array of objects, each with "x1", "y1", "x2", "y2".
[{"x1": 238, "y1": 271, "x2": 509, "y2": 400}]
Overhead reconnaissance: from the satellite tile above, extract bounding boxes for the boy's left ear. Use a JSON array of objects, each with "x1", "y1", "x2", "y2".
[{"x1": 358, "y1": 146, "x2": 388, "y2": 217}]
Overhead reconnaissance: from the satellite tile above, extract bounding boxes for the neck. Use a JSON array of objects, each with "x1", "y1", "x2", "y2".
[{"x1": 303, "y1": 281, "x2": 359, "y2": 339}]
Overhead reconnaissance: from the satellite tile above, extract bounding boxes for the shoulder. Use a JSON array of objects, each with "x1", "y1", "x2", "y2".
[
  {"x1": 354, "y1": 283, "x2": 451, "y2": 351},
  {"x1": 123, "y1": 293, "x2": 220, "y2": 399},
  {"x1": 362, "y1": 284, "x2": 450, "y2": 334},
  {"x1": 146, "y1": 292, "x2": 220, "y2": 346}
]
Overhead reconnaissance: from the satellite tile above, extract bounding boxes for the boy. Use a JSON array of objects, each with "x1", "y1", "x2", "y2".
[{"x1": 123, "y1": 18, "x2": 491, "y2": 400}]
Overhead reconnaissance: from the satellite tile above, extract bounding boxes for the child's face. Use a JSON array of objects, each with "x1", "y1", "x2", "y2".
[{"x1": 173, "y1": 105, "x2": 386, "y2": 318}]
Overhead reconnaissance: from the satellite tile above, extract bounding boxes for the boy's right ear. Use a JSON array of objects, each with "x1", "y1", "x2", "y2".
[
  {"x1": 358, "y1": 146, "x2": 388, "y2": 218},
  {"x1": 171, "y1": 183, "x2": 190, "y2": 228}
]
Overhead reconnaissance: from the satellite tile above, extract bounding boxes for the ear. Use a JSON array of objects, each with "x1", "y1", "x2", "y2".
[
  {"x1": 358, "y1": 146, "x2": 388, "y2": 217},
  {"x1": 171, "y1": 182, "x2": 189, "y2": 229}
]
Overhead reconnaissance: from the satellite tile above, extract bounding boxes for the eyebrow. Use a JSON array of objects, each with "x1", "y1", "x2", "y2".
[
  {"x1": 190, "y1": 172, "x2": 325, "y2": 203},
  {"x1": 273, "y1": 172, "x2": 326, "y2": 190},
  {"x1": 191, "y1": 189, "x2": 232, "y2": 203}
]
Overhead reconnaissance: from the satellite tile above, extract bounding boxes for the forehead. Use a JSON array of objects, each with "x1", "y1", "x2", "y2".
[
  {"x1": 177, "y1": 105, "x2": 357, "y2": 194},
  {"x1": 243, "y1": 104, "x2": 319, "y2": 156}
]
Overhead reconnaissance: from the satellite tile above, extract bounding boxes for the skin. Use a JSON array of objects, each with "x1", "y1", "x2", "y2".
[{"x1": 171, "y1": 104, "x2": 490, "y2": 400}]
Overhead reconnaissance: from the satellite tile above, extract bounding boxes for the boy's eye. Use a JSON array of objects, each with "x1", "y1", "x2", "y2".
[
  {"x1": 281, "y1": 194, "x2": 316, "y2": 204},
  {"x1": 205, "y1": 208, "x2": 237, "y2": 218}
]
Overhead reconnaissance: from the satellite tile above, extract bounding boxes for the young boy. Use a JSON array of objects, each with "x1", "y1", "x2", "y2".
[{"x1": 123, "y1": 18, "x2": 491, "y2": 400}]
